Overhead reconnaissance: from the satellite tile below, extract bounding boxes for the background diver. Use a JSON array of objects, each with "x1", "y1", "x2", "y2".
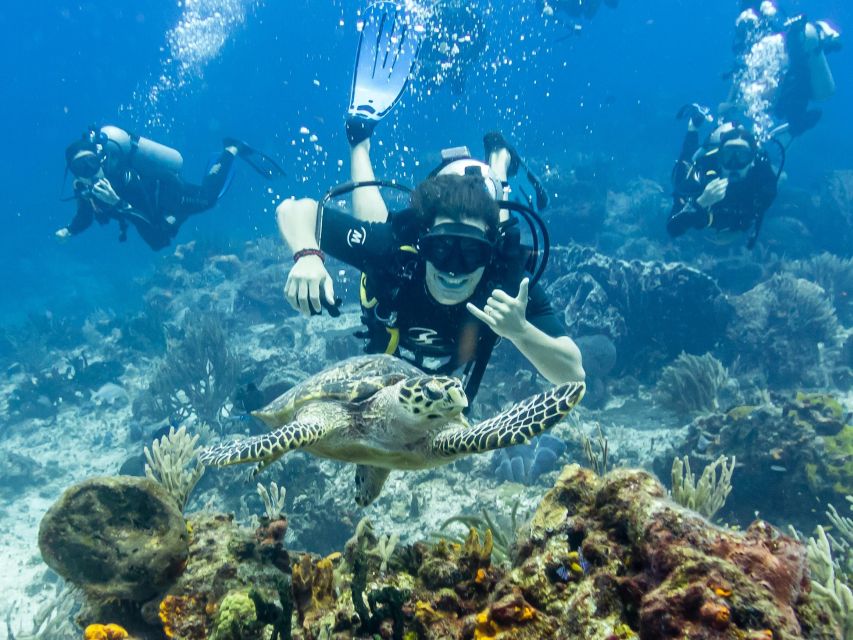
[
  {"x1": 667, "y1": 108, "x2": 779, "y2": 249},
  {"x1": 727, "y1": 1, "x2": 842, "y2": 140},
  {"x1": 59, "y1": 125, "x2": 284, "y2": 251},
  {"x1": 277, "y1": 1, "x2": 583, "y2": 405}
]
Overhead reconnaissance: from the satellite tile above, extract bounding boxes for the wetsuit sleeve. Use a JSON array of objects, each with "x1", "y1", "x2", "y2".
[
  {"x1": 671, "y1": 130, "x2": 700, "y2": 193},
  {"x1": 67, "y1": 198, "x2": 95, "y2": 235},
  {"x1": 668, "y1": 131, "x2": 712, "y2": 237},
  {"x1": 317, "y1": 207, "x2": 395, "y2": 271},
  {"x1": 524, "y1": 281, "x2": 565, "y2": 338}
]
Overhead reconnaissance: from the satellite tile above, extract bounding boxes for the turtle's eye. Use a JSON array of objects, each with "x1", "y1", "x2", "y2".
[{"x1": 424, "y1": 382, "x2": 444, "y2": 401}]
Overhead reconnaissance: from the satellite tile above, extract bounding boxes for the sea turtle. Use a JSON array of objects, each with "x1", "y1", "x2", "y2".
[{"x1": 200, "y1": 354, "x2": 585, "y2": 506}]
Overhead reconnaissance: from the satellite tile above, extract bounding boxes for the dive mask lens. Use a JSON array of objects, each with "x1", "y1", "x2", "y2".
[
  {"x1": 720, "y1": 142, "x2": 754, "y2": 171},
  {"x1": 69, "y1": 150, "x2": 102, "y2": 179},
  {"x1": 419, "y1": 223, "x2": 493, "y2": 274}
]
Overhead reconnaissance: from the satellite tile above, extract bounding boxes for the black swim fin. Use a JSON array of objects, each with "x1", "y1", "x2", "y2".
[
  {"x1": 483, "y1": 131, "x2": 549, "y2": 211},
  {"x1": 223, "y1": 137, "x2": 286, "y2": 180}
]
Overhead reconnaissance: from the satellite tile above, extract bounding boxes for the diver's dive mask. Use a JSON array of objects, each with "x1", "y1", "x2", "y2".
[
  {"x1": 65, "y1": 127, "x2": 108, "y2": 179},
  {"x1": 68, "y1": 149, "x2": 102, "y2": 179},
  {"x1": 719, "y1": 138, "x2": 755, "y2": 172},
  {"x1": 418, "y1": 222, "x2": 495, "y2": 275}
]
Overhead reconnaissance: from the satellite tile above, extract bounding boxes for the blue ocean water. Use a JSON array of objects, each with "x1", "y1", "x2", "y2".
[{"x1": 1, "y1": 0, "x2": 849, "y2": 325}]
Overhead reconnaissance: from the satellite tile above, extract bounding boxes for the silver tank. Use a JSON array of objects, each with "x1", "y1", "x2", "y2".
[{"x1": 100, "y1": 125, "x2": 183, "y2": 177}]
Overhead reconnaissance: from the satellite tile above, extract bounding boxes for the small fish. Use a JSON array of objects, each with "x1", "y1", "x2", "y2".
[
  {"x1": 577, "y1": 546, "x2": 591, "y2": 574},
  {"x1": 770, "y1": 465, "x2": 787, "y2": 473},
  {"x1": 555, "y1": 565, "x2": 571, "y2": 582}
]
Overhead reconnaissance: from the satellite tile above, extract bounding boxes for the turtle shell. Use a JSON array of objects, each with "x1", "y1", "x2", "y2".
[{"x1": 253, "y1": 354, "x2": 424, "y2": 427}]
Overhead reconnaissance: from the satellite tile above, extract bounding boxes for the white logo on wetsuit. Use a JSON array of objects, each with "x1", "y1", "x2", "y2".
[
  {"x1": 407, "y1": 327, "x2": 447, "y2": 347},
  {"x1": 346, "y1": 226, "x2": 367, "y2": 247}
]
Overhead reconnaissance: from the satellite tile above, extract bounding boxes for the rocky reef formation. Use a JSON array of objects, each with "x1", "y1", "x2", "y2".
[
  {"x1": 41, "y1": 465, "x2": 841, "y2": 639},
  {"x1": 658, "y1": 392, "x2": 853, "y2": 531},
  {"x1": 546, "y1": 246, "x2": 728, "y2": 381},
  {"x1": 723, "y1": 274, "x2": 842, "y2": 388}
]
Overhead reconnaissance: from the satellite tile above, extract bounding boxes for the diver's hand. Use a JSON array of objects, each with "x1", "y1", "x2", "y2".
[
  {"x1": 696, "y1": 177, "x2": 728, "y2": 209},
  {"x1": 284, "y1": 255, "x2": 336, "y2": 317},
  {"x1": 55, "y1": 228, "x2": 71, "y2": 242},
  {"x1": 467, "y1": 277, "x2": 530, "y2": 340},
  {"x1": 91, "y1": 178, "x2": 121, "y2": 207}
]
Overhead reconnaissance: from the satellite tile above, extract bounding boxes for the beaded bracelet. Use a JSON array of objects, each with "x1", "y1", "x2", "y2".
[{"x1": 293, "y1": 248, "x2": 325, "y2": 263}]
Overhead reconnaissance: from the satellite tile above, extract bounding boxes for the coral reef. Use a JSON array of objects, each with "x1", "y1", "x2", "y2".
[
  {"x1": 153, "y1": 512, "x2": 292, "y2": 639},
  {"x1": 32, "y1": 464, "x2": 841, "y2": 639},
  {"x1": 492, "y1": 433, "x2": 567, "y2": 485},
  {"x1": 661, "y1": 392, "x2": 853, "y2": 529},
  {"x1": 38, "y1": 476, "x2": 189, "y2": 604},
  {"x1": 511, "y1": 465, "x2": 836, "y2": 639},
  {"x1": 655, "y1": 352, "x2": 730, "y2": 416},
  {"x1": 136, "y1": 313, "x2": 239, "y2": 425},
  {"x1": 546, "y1": 245, "x2": 727, "y2": 381},
  {"x1": 725, "y1": 274, "x2": 841, "y2": 387},
  {"x1": 789, "y1": 252, "x2": 853, "y2": 327}
]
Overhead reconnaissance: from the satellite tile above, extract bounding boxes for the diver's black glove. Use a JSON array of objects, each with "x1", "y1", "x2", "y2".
[{"x1": 676, "y1": 103, "x2": 714, "y2": 128}]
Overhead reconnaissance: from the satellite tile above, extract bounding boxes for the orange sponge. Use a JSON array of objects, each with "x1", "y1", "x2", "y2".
[{"x1": 83, "y1": 623, "x2": 129, "y2": 640}]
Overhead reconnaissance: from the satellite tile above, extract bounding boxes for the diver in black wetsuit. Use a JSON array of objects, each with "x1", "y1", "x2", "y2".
[
  {"x1": 728, "y1": 2, "x2": 841, "y2": 139},
  {"x1": 668, "y1": 113, "x2": 778, "y2": 248},
  {"x1": 58, "y1": 125, "x2": 283, "y2": 251},
  {"x1": 276, "y1": 173, "x2": 584, "y2": 403}
]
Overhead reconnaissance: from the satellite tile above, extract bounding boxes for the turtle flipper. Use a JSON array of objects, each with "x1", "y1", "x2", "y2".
[
  {"x1": 199, "y1": 408, "x2": 333, "y2": 469},
  {"x1": 354, "y1": 464, "x2": 391, "y2": 507},
  {"x1": 431, "y1": 381, "x2": 585, "y2": 457}
]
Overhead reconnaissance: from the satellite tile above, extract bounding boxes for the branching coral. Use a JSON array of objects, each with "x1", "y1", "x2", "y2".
[
  {"x1": 144, "y1": 313, "x2": 239, "y2": 425},
  {"x1": 256, "y1": 481, "x2": 286, "y2": 521},
  {"x1": 804, "y1": 525, "x2": 853, "y2": 638},
  {"x1": 670, "y1": 455, "x2": 736, "y2": 519},
  {"x1": 144, "y1": 426, "x2": 205, "y2": 512},
  {"x1": 655, "y1": 352, "x2": 729, "y2": 416}
]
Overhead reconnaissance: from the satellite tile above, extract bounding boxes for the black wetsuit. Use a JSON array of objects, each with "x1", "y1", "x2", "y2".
[
  {"x1": 668, "y1": 130, "x2": 777, "y2": 242},
  {"x1": 318, "y1": 207, "x2": 564, "y2": 393},
  {"x1": 66, "y1": 150, "x2": 235, "y2": 251}
]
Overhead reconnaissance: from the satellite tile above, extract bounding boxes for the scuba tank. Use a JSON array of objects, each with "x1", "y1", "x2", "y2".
[{"x1": 99, "y1": 125, "x2": 184, "y2": 178}]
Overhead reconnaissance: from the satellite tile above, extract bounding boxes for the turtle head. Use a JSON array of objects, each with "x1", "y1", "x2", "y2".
[{"x1": 396, "y1": 376, "x2": 468, "y2": 421}]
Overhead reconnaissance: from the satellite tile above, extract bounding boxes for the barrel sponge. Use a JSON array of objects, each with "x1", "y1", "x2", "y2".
[{"x1": 38, "y1": 476, "x2": 189, "y2": 602}]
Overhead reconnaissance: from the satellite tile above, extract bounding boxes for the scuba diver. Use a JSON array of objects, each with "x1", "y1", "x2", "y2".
[
  {"x1": 727, "y1": 1, "x2": 841, "y2": 140},
  {"x1": 277, "y1": 1, "x2": 583, "y2": 404},
  {"x1": 668, "y1": 108, "x2": 779, "y2": 249},
  {"x1": 59, "y1": 125, "x2": 284, "y2": 251}
]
